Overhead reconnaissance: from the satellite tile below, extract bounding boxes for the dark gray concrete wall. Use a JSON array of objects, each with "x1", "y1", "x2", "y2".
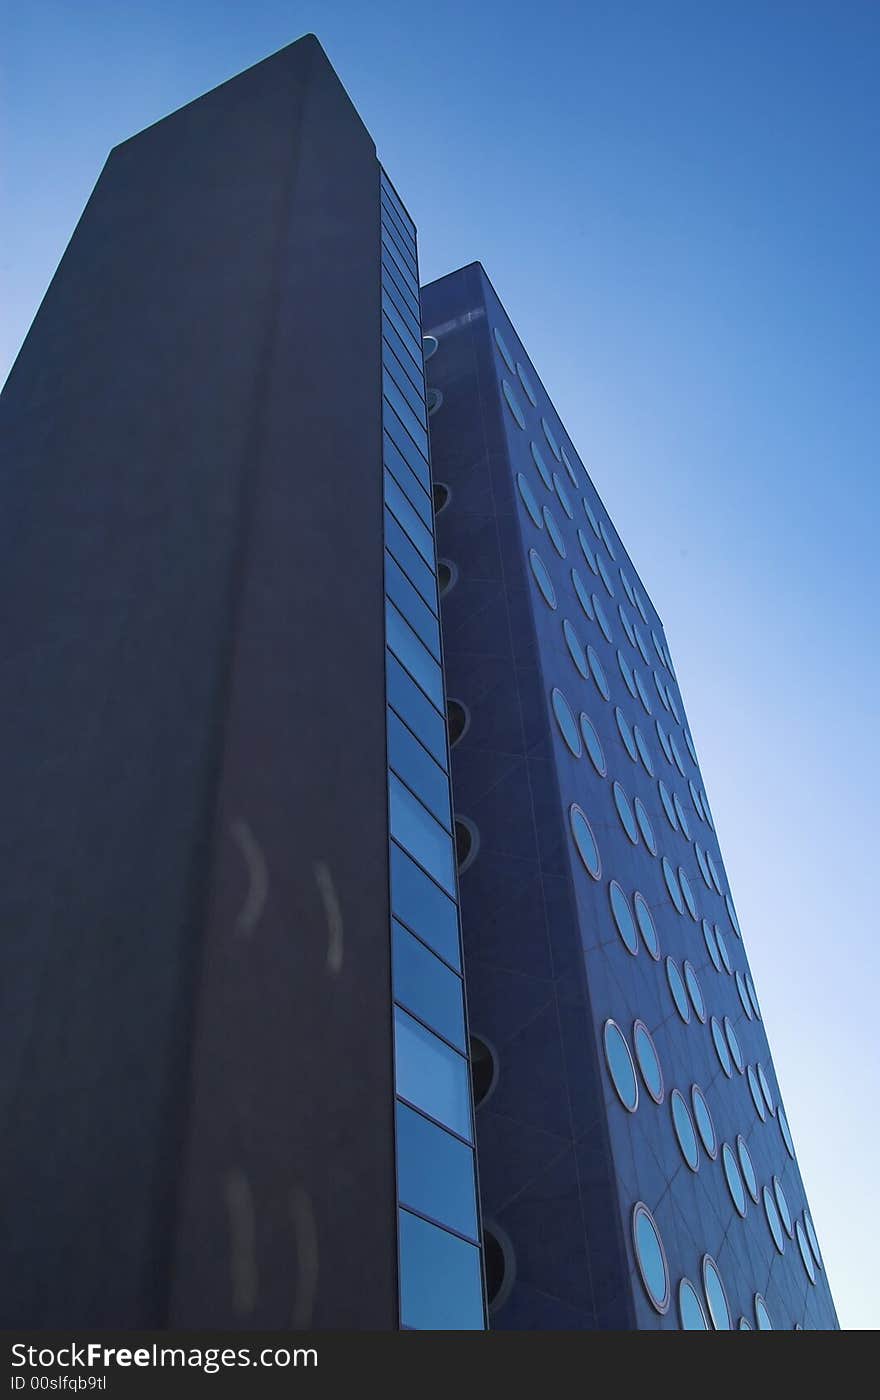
[{"x1": 0, "y1": 35, "x2": 396, "y2": 1328}]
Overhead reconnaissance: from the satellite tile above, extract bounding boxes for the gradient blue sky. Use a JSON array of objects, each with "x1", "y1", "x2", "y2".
[{"x1": 3, "y1": 1, "x2": 877, "y2": 1329}]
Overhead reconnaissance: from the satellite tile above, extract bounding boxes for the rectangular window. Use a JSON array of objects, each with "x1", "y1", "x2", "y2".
[
  {"x1": 385, "y1": 553, "x2": 441, "y2": 660},
  {"x1": 395, "y1": 1103, "x2": 478, "y2": 1241},
  {"x1": 393, "y1": 921, "x2": 465, "y2": 1049},
  {"x1": 381, "y1": 227, "x2": 420, "y2": 301},
  {"x1": 383, "y1": 338, "x2": 426, "y2": 428},
  {"x1": 390, "y1": 841, "x2": 460, "y2": 969},
  {"x1": 381, "y1": 292, "x2": 422, "y2": 373},
  {"x1": 385, "y1": 605, "x2": 443, "y2": 710},
  {"x1": 387, "y1": 712, "x2": 450, "y2": 831},
  {"x1": 382, "y1": 249, "x2": 421, "y2": 323},
  {"x1": 382, "y1": 271, "x2": 422, "y2": 346},
  {"x1": 381, "y1": 175, "x2": 417, "y2": 239},
  {"x1": 393, "y1": 1007, "x2": 471, "y2": 1139},
  {"x1": 388, "y1": 774, "x2": 455, "y2": 896},
  {"x1": 382, "y1": 315, "x2": 423, "y2": 398},
  {"x1": 383, "y1": 371, "x2": 429, "y2": 462},
  {"x1": 381, "y1": 203, "x2": 418, "y2": 275},
  {"x1": 384, "y1": 509, "x2": 436, "y2": 611},
  {"x1": 384, "y1": 471, "x2": 433, "y2": 565},
  {"x1": 381, "y1": 188, "x2": 417, "y2": 258},
  {"x1": 398, "y1": 1210, "x2": 484, "y2": 1330},
  {"x1": 385, "y1": 416, "x2": 431, "y2": 500},
  {"x1": 386, "y1": 652, "x2": 446, "y2": 768}
]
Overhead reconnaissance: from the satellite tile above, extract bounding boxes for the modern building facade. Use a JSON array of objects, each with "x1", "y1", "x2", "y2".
[
  {"x1": 0, "y1": 36, "x2": 834, "y2": 1331},
  {"x1": 421, "y1": 262, "x2": 838, "y2": 1331}
]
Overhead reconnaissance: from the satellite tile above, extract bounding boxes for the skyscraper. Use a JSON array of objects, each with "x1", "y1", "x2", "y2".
[
  {"x1": 0, "y1": 36, "x2": 835, "y2": 1331},
  {"x1": 421, "y1": 262, "x2": 837, "y2": 1331}
]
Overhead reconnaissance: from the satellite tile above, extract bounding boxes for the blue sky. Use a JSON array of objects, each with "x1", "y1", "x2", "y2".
[{"x1": 3, "y1": 1, "x2": 877, "y2": 1329}]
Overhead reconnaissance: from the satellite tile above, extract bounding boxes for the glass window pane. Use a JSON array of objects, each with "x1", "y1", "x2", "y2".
[
  {"x1": 381, "y1": 179, "x2": 417, "y2": 247},
  {"x1": 390, "y1": 841, "x2": 460, "y2": 969},
  {"x1": 385, "y1": 509, "x2": 437, "y2": 611},
  {"x1": 384, "y1": 339, "x2": 427, "y2": 426},
  {"x1": 384, "y1": 435, "x2": 432, "y2": 524},
  {"x1": 384, "y1": 371, "x2": 429, "y2": 461},
  {"x1": 398, "y1": 1209, "x2": 483, "y2": 1330},
  {"x1": 389, "y1": 774, "x2": 456, "y2": 895},
  {"x1": 387, "y1": 652, "x2": 446, "y2": 767},
  {"x1": 382, "y1": 251, "x2": 421, "y2": 323},
  {"x1": 396, "y1": 1102, "x2": 477, "y2": 1239},
  {"x1": 382, "y1": 291, "x2": 422, "y2": 372},
  {"x1": 385, "y1": 405, "x2": 431, "y2": 495},
  {"x1": 382, "y1": 314, "x2": 423, "y2": 396},
  {"x1": 386, "y1": 554, "x2": 441, "y2": 660},
  {"x1": 382, "y1": 230, "x2": 420, "y2": 301},
  {"x1": 382, "y1": 270, "x2": 421, "y2": 345},
  {"x1": 384, "y1": 470, "x2": 433, "y2": 564},
  {"x1": 394, "y1": 1006, "x2": 471, "y2": 1137},
  {"x1": 381, "y1": 204, "x2": 418, "y2": 277},
  {"x1": 393, "y1": 920, "x2": 465, "y2": 1047},
  {"x1": 385, "y1": 605, "x2": 443, "y2": 710},
  {"x1": 388, "y1": 711, "x2": 451, "y2": 830}
]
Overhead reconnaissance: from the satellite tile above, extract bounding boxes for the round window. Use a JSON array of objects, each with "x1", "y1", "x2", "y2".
[
  {"x1": 656, "y1": 720, "x2": 673, "y2": 765},
  {"x1": 469, "y1": 1034, "x2": 497, "y2": 1107},
  {"x1": 447, "y1": 698, "x2": 469, "y2": 748},
  {"x1": 702, "y1": 1255, "x2": 731, "y2": 1330},
  {"x1": 422, "y1": 333, "x2": 439, "y2": 361},
  {"x1": 528, "y1": 548, "x2": 556, "y2": 608},
  {"x1": 678, "y1": 1278, "x2": 708, "y2": 1330},
  {"x1": 502, "y1": 378, "x2": 526, "y2": 429},
  {"x1": 633, "y1": 726, "x2": 654, "y2": 776},
  {"x1": 613, "y1": 782, "x2": 639, "y2": 844},
  {"x1": 710, "y1": 1017, "x2": 732, "y2": 1077},
  {"x1": 579, "y1": 530, "x2": 598, "y2": 575},
  {"x1": 541, "y1": 416, "x2": 562, "y2": 462},
  {"x1": 659, "y1": 781, "x2": 679, "y2": 832},
  {"x1": 619, "y1": 604, "x2": 636, "y2": 647},
  {"x1": 633, "y1": 892, "x2": 660, "y2": 959},
  {"x1": 678, "y1": 867, "x2": 698, "y2": 921},
  {"x1": 597, "y1": 553, "x2": 615, "y2": 598},
  {"x1": 493, "y1": 326, "x2": 515, "y2": 370},
  {"x1": 426, "y1": 387, "x2": 444, "y2": 416},
  {"x1": 763, "y1": 1186, "x2": 785, "y2": 1254},
  {"x1": 618, "y1": 650, "x2": 638, "y2": 699},
  {"x1": 530, "y1": 439, "x2": 553, "y2": 489},
  {"x1": 773, "y1": 1177, "x2": 793, "y2": 1238},
  {"x1": 796, "y1": 1220, "x2": 816, "y2": 1284},
  {"x1": 615, "y1": 706, "x2": 638, "y2": 760},
  {"x1": 632, "y1": 1204, "x2": 669, "y2": 1314},
  {"x1": 757, "y1": 1063, "x2": 775, "y2": 1116},
  {"x1": 723, "y1": 1017, "x2": 744, "y2": 1073},
  {"x1": 563, "y1": 618, "x2": 588, "y2": 678},
  {"x1": 634, "y1": 668, "x2": 653, "y2": 716},
  {"x1": 516, "y1": 472, "x2": 543, "y2": 528},
  {"x1": 703, "y1": 918, "x2": 721, "y2": 971},
  {"x1": 747, "y1": 1065, "x2": 767, "y2": 1121},
  {"x1": 551, "y1": 686, "x2": 582, "y2": 756},
  {"x1": 542, "y1": 505, "x2": 567, "y2": 557},
  {"x1": 671, "y1": 1089, "x2": 699, "y2": 1171},
  {"x1": 666, "y1": 957, "x2": 691, "y2": 1023},
  {"x1": 579, "y1": 712, "x2": 606, "y2": 776},
  {"x1": 571, "y1": 567, "x2": 594, "y2": 621},
  {"x1": 609, "y1": 880, "x2": 639, "y2": 955},
  {"x1": 661, "y1": 856, "x2": 684, "y2": 914},
  {"x1": 588, "y1": 646, "x2": 610, "y2": 700},
  {"x1": 735, "y1": 971, "x2": 753, "y2": 1019},
  {"x1": 634, "y1": 798, "x2": 656, "y2": 854},
  {"x1": 683, "y1": 961, "x2": 706, "y2": 1022},
  {"x1": 722, "y1": 1142, "x2": 747, "y2": 1216},
  {"x1": 584, "y1": 500, "x2": 602, "y2": 540},
  {"x1": 725, "y1": 893, "x2": 742, "y2": 938},
  {"x1": 691, "y1": 1085, "x2": 716, "y2": 1157},
  {"x1": 604, "y1": 1019, "x2": 639, "y2": 1112},
  {"x1": 672, "y1": 791, "x2": 691, "y2": 840},
  {"x1": 633, "y1": 1020, "x2": 664, "y2": 1103},
  {"x1": 570, "y1": 803, "x2": 601, "y2": 880},
  {"x1": 754, "y1": 1294, "x2": 773, "y2": 1331},
  {"x1": 560, "y1": 446, "x2": 579, "y2": 488},
  {"x1": 737, "y1": 1135, "x2": 759, "y2": 1202},
  {"x1": 592, "y1": 596, "x2": 613, "y2": 643},
  {"x1": 516, "y1": 361, "x2": 537, "y2": 406},
  {"x1": 552, "y1": 472, "x2": 574, "y2": 519}
]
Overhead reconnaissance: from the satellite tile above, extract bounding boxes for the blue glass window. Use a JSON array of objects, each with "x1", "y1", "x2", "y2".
[
  {"x1": 389, "y1": 774, "x2": 456, "y2": 895},
  {"x1": 394, "y1": 1007, "x2": 471, "y2": 1139},
  {"x1": 385, "y1": 509, "x2": 437, "y2": 610},
  {"x1": 388, "y1": 712, "x2": 450, "y2": 829},
  {"x1": 383, "y1": 313, "x2": 423, "y2": 391},
  {"x1": 396, "y1": 1103, "x2": 478, "y2": 1240},
  {"x1": 386, "y1": 603, "x2": 443, "y2": 709},
  {"x1": 387, "y1": 654, "x2": 446, "y2": 768},
  {"x1": 382, "y1": 291, "x2": 422, "y2": 371},
  {"x1": 385, "y1": 410, "x2": 430, "y2": 496},
  {"x1": 384, "y1": 475, "x2": 433, "y2": 571},
  {"x1": 393, "y1": 921, "x2": 465, "y2": 1048},
  {"x1": 398, "y1": 1209, "x2": 483, "y2": 1330},
  {"x1": 390, "y1": 842, "x2": 460, "y2": 969},
  {"x1": 384, "y1": 369, "x2": 429, "y2": 461},
  {"x1": 386, "y1": 554, "x2": 441, "y2": 660},
  {"x1": 384, "y1": 339, "x2": 426, "y2": 426},
  {"x1": 530, "y1": 439, "x2": 553, "y2": 489},
  {"x1": 580, "y1": 712, "x2": 606, "y2": 775}
]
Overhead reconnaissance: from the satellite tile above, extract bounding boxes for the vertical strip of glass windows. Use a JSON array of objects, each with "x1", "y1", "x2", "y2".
[{"x1": 379, "y1": 168, "x2": 486, "y2": 1331}]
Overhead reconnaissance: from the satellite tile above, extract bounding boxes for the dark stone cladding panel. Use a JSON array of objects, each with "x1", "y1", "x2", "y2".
[
  {"x1": 0, "y1": 36, "x2": 396, "y2": 1328},
  {"x1": 422, "y1": 264, "x2": 633, "y2": 1330}
]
